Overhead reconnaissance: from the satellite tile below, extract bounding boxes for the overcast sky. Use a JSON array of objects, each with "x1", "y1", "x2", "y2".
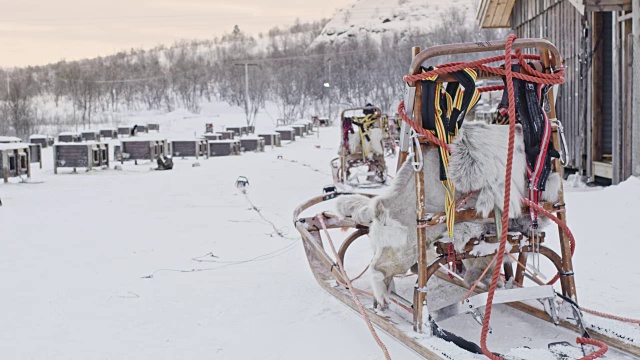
[{"x1": 1, "y1": 0, "x2": 352, "y2": 68}]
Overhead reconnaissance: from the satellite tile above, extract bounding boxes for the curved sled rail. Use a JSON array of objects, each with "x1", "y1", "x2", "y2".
[{"x1": 293, "y1": 193, "x2": 446, "y2": 360}]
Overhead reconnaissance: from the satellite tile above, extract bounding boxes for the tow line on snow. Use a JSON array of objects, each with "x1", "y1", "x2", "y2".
[{"x1": 141, "y1": 177, "x2": 300, "y2": 279}]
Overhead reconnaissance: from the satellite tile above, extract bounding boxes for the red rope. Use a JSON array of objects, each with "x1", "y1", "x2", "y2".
[{"x1": 479, "y1": 33, "x2": 519, "y2": 360}]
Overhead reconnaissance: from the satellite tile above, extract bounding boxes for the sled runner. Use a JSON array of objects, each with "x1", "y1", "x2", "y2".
[
  {"x1": 295, "y1": 37, "x2": 640, "y2": 360},
  {"x1": 331, "y1": 106, "x2": 388, "y2": 188}
]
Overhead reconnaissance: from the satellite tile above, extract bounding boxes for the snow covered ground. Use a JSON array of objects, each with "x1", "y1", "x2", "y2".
[{"x1": 1, "y1": 103, "x2": 639, "y2": 359}]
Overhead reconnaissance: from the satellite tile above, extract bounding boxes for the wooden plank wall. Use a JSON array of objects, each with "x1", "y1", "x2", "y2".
[{"x1": 512, "y1": 0, "x2": 587, "y2": 171}]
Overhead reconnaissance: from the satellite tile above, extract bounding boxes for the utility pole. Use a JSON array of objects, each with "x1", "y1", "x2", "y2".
[
  {"x1": 633, "y1": 0, "x2": 640, "y2": 176},
  {"x1": 233, "y1": 62, "x2": 258, "y2": 126}
]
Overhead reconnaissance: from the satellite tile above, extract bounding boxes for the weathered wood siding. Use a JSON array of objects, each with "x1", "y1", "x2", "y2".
[
  {"x1": 147, "y1": 124, "x2": 160, "y2": 131},
  {"x1": 118, "y1": 127, "x2": 131, "y2": 136},
  {"x1": 512, "y1": 0, "x2": 586, "y2": 170}
]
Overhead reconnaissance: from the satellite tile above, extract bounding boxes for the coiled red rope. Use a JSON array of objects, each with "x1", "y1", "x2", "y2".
[{"x1": 399, "y1": 34, "x2": 609, "y2": 359}]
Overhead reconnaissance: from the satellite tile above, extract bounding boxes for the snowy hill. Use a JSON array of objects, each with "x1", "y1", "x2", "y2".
[{"x1": 311, "y1": 0, "x2": 477, "y2": 47}]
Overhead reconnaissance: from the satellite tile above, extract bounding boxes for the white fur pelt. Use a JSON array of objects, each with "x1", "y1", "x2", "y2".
[
  {"x1": 335, "y1": 159, "x2": 417, "y2": 307},
  {"x1": 335, "y1": 122, "x2": 557, "y2": 307},
  {"x1": 448, "y1": 122, "x2": 527, "y2": 218},
  {"x1": 341, "y1": 128, "x2": 385, "y2": 158}
]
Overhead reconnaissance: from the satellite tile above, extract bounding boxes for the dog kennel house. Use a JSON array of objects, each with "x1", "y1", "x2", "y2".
[
  {"x1": 81, "y1": 131, "x2": 101, "y2": 142},
  {"x1": 239, "y1": 137, "x2": 265, "y2": 152},
  {"x1": 275, "y1": 128, "x2": 296, "y2": 141},
  {"x1": 0, "y1": 143, "x2": 31, "y2": 183},
  {"x1": 53, "y1": 142, "x2": 109, "y2": 174},
  {"x1": 171, "y1": 139, "x2": 209, "y2": 159},
  {"x1": 29, "y1": 135, "x2": 53, "y2": 148},
  {"x1": 208, "y1": 140, "x2": 241, "y2": 156},
  {"x1": 258, "y1": 133, "x2": 281, "y2": 147},
  {"x1": 120, "y1": 138, "x2": 168, "y2": 164},
  {"x1": 29, "y1": 143, "x2": 42, "y2": 168},
  {"x1": 100, "y1": 129, "x2": 118, "y2": 139},
  {"x1": 58, "y1": 132, "x2": 82, "y2": 143}
]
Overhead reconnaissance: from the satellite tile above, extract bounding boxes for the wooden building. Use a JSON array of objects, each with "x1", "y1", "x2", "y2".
[
  {"x1": 477, "y1": 0, "x2": 638, "y2": 184},
  {"x1": 120, "y1": 138, "x2": 168, "y2": 164},
  {"x1": 208, "y1": 140, "x2": 241, "y2": 156},
  {"x1": 100, "y1": 129, "x2": 118, "y2": 139},
  {"x1": 0, "y1": 143, "x2": 31, "y2": 183},
  {"x1": 147, "y1": 123, "x2": 160, "y2": 131},
  {"x1": 58, "y1": 132, "x2": 82, "y2": 143},
  {"x1": 53, "y1": 142, "x2": 109, "y2": 174},
  {"x1": 29, "y1": 135, "x2": 54, "y2": 148},
  {"x1": 29, "y1": 143, "x2": 42, "y2": 169},
  {"x1": 171, "y1": 139, "x2": 208, "y2": 159}
]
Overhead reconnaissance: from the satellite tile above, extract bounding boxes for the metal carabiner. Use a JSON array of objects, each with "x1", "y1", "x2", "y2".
[
  {"x1": 554, "y1": 119, "x2": 569, "y2": 166},
  {"x1": 411, "y1": 129, "x2": 423, "y2": 172}
]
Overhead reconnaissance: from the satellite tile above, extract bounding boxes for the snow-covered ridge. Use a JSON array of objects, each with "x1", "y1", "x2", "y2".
[{"x1": 311, "y1": 0, "x2": 477, "y2": 47}]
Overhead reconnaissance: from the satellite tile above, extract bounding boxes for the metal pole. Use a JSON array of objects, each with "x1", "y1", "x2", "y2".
[
  {"x1": 244, "y1": 63, "x2": 250, "y2": 125},
  {"x1": 328, "y1": 58, "x2": 332, "y2": 120},
  {"x1": 633, "y1": 0, "x2": 640, "y2": 176}
]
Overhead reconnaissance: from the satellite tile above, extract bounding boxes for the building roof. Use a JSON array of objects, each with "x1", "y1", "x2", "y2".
[
  {"x1": 29, "y1": 134, "x2": 52, "y2": 139},
  {"x1": 58, "y1": 132, "x2": 80, "y2": 136},
  {"x1": 477, "y1": 0, "x2": 515, "y2": 28}
]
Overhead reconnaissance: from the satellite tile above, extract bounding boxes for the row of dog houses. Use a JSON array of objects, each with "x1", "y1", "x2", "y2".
[
  {"x1": 1, "y1": 120, "x2": 314, "y2": 180},
  {"x1": 28, "y1": 124, "x2": 161, "y2": 148}
]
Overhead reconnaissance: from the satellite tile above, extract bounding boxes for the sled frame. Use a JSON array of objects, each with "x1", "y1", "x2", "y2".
[
  {"x1": 334, "y1": 106, "x2": 388, "y2": 187},
  {"x1": 395, "y1": 38, "x2": 580, "y2": 334}
]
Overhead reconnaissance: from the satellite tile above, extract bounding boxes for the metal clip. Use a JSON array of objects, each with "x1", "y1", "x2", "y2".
[
  {"x1": 411, "y1": 130, "x2": 423, "y2": 172},
  {"x1": 553, "y1": 118, "x2": 569, "y2": 166}
]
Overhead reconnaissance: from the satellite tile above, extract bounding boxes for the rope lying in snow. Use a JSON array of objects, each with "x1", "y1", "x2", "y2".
[
  {"x1": 317, "y1": 215, "x2": 393, "y2": 360},
  {"x1": 141, "y1": 241, "x2": 300, "y2": 279},
  {"x1": 240, "y1": 192, "x2": 290, "y2": 238}
]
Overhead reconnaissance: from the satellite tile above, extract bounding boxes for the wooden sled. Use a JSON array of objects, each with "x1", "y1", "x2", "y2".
[
  {"x1": 296, "y1": 38, "x2": 640, "y2": 359},
  {"x1": 331, "y1": 106, "x2": 388, "y2": 188}
]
